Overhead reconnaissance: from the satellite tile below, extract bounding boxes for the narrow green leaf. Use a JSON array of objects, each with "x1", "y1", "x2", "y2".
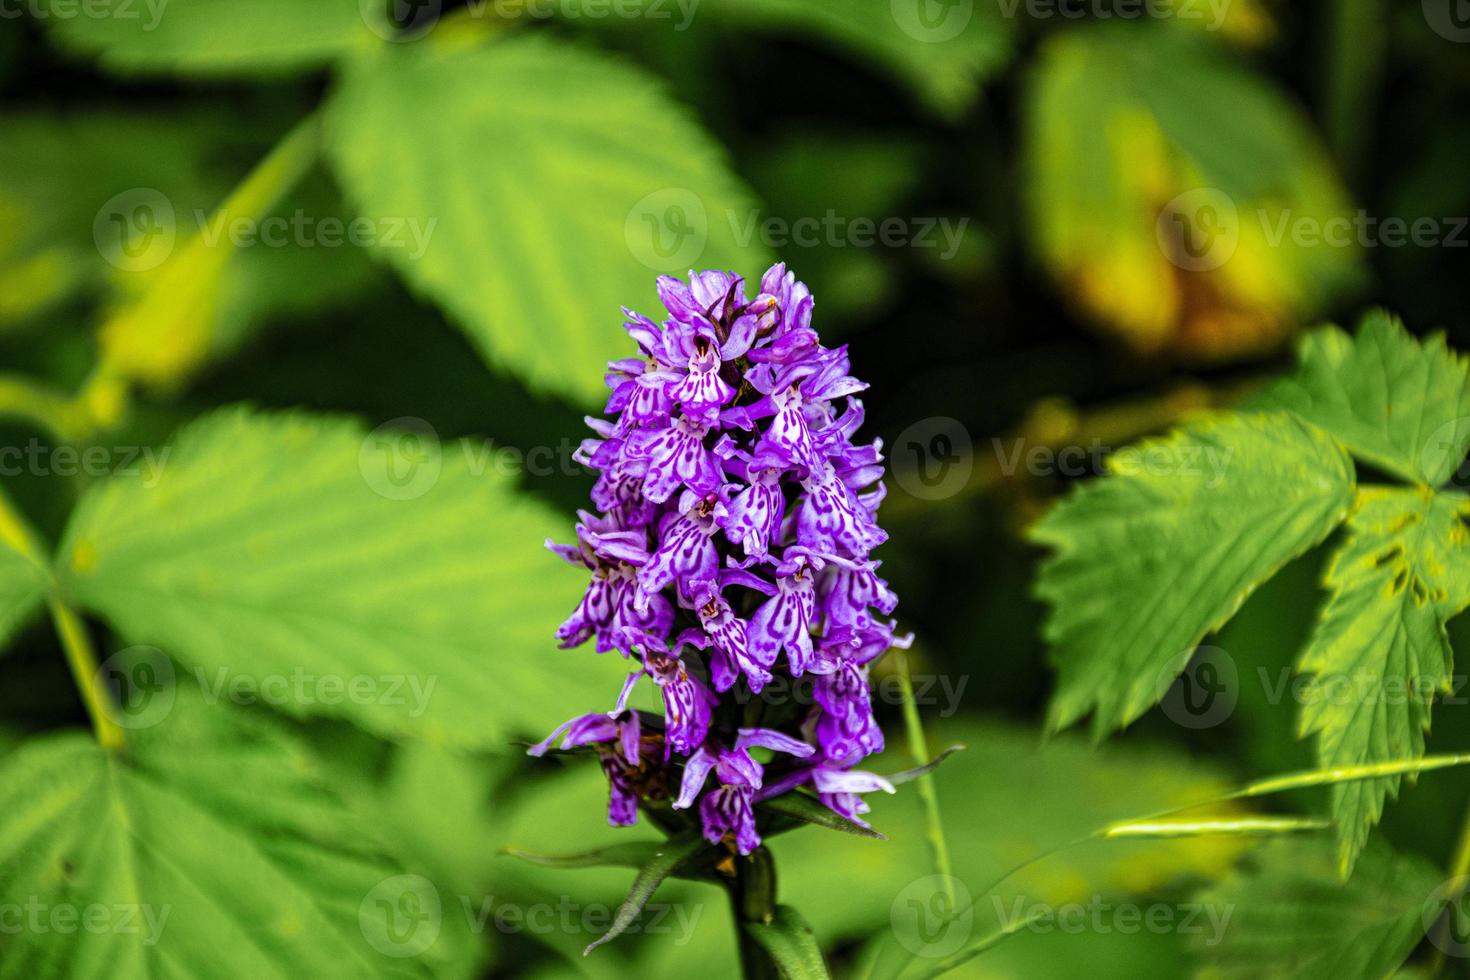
[
  {"x1": 1295, "y1": 486, "x2": 1470, "y2": 875},
  {"x1": 1259, "y1": 310, "x2": 1470, "y2": 485},
  {"x1": 884, "y1": 744, "x2": 965, "y2": 787},
  {"x1": 584, "y1": 834, "x2": 706, "y2": 955},
  {"x1": 504, "y1": 841, "x2": 676, "y2": 872},
  {"x1": 743, "y1": 905, "x2": 831, "y2": 980},
  {"x1": 0, "y1": 697, "x2": 442, "y2": 978},
  {"x1": 760, "y1": 792, "x2": 886, "y2": 841},
  {"x1": 40, "y1": 0, "x2": 379, "y2": 77},
  {"x1": 57, "y1": 407, "x2": 629, "y2": 748},
  {"x1": 325, "y1": 34, "x2": 769, "y2": 405},
  {"x1": 1194, "y1": 838, "x2": 1448, "y2": 979},
  {"x1": 1032, "y1": 412, "x2": 1355, "y2": 736},
  {"x1": 1099, "y1": 815, "x2": 1331, "y2": 839}
]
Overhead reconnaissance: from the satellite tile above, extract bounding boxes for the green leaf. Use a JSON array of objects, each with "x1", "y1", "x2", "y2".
[
  {"x1": 760, "y1": 791, "x2": 887, "y2": 841},
  {"x1": 1032, "y1": 412, "x2": 1356, "y2": 736},
  {"x1": 584, "y1": 833, "x2": 706, "y2": 955},
  {"x1": 324, "y1": 33, "x2": 769, "y2": 405},
  {"x1": 0, "y1": 700, "x2": 445, "y2": 979},
  {"x1": 0, "y1": 486, "x2": 48, "y2": 654},
  {"x1": 505, "y1": 841, "x2": 684, "y2": 872},
  {"x1": 57, "y1": 406, "x2": 629, "y2": 748},
  {"x1": 1193, "y1": 838, "x2": 1447, "y2": 980},
  {"x1": 1023, "y1": 26, "x2": 1361, "y2": 358},
  {"x1": 1296, "y1": 485, "x2": 1470, "y2": 875},
  {"x1": 701, "y1": 0, "x2": 1014, "y2": 120},
  {"x1": 40, "y1": 0, "x2": 379, "y2": 77},
  {"x1": 883, "y1": 743, "x2": 965, "y2": 786},
  {"x1": 743, "y1": 906, "x2": 830, "y2": 980},
  {"x1": 1259, "y1": 311, "x2": 1470, "y2": 486}
]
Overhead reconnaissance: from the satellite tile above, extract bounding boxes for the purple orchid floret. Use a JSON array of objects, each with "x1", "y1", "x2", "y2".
[{"x1": 535, "y1": 264, "x2": 907, "y2": 854}]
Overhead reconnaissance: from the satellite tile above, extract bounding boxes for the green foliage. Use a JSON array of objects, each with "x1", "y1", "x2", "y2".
[
  {"x1": 1024, "y1": 26, "x2": 1361, "y2": 357},
  {"x1": 1298, "y1": 487, "x2": 1470, "y2": 874},
  {"x1": 324, "y1": 33, "x2": 768, "y2": 404},
  {"x1": 703, "y1": 0, "x2": 1014, "y2": 119},
  {"x1": 1193, "y1": 838, "x2": 1447, "y2": 980},
  {"x1": 1033, "y1": 412, "x2": 1355, "y2": 736},
  {"x1": 742, "y1": 906, "x2": 830, "y2": 980},
  {"x1": 1034, "y1": 311, "x2": 1470, "y2": 881},
  {"x1": 57, "y1": 407, "x2": 627, "y2": 747},
  {"x1": 1259, "y1": 310, "x2": 1470, "y2": 485},
  {"x1": 0, "y1": 694, "x2": 444, "y2": 979},
  {"x1": 40, "y1": 0, "x2": 376, "y2": 76}
]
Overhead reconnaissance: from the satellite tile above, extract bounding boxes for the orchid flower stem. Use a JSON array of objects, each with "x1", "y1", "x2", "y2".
[
  {"x1": 731, "y1": 847, "x2": 781, "y2": 980},
  {"x1": 896, "y1": 652, "x2": 956, "y2": 912}
]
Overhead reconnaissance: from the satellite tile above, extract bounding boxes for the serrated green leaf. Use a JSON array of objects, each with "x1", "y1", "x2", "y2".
[
  {"x1": 743, "y1": 905, "x2": 830, "y2": 980},
  {"x1": 56, "y1": 406, "x2": 628, "y2": 748},
  {"x1": 1296, "y1": 486, "x2": 1470, "y2": 875},
  {"x1": 1259, "y1": 311, "x2": 1470, "y2": 486},
  {"x1": 701, "y1": 0, "x2": 1013, "y2": 119},
  {"x1": 40, "y1": 0, "x2": 379, "y2": 77},
  {"x1": 584, "y1": 833, "x2": 706, "y2": 955},
  {"x1": 1032, "y1": 412, "x2": 1355, "y2": 736},
  {"x1": 324, "y1": 33, "x2": 769, "y2": 405},
  {"x1": 1193, "y1": 838, "x2": 1447, "y2": 980},
  {"x1": 1024, "y1": 26, "x2": 1361, "y2": 358},
  {"x1": 0, "y1": 701, "x2": 443, "y2": 979},
  {"x1": 0, "y1": 485, "x2": 48, "y2": 654}
]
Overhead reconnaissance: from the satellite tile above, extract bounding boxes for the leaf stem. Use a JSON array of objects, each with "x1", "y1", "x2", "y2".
[{"x1": 49, "y1": 598, "x2": 125, "y2": 753}]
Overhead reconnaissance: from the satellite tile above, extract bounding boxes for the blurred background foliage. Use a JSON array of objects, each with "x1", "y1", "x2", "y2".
[{"x1": 2, "y1": 0, "x2": 1470, "y2": 976}]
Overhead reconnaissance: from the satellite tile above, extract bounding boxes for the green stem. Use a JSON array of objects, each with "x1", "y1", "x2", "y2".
[
  {"x1": 49, "y1": 598, "x2": 126, "y2": 753},
  {"x1": 0, "y1": 484, "x2": 124, "y2": 751},
  {"x1": 731, "y1": 847, "x2": 781, "y2": 980},
  {"x1": 1428, "y1": 800, "x2": 1470, "y2": 975},
  {"x1": 897, "y1": 652, "x2": 956, "y2": 906}
]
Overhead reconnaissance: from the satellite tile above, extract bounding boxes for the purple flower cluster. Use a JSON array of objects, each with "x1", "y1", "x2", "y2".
[{"x1": 532, "y1": 264, "x2": 908, "y2": 855}]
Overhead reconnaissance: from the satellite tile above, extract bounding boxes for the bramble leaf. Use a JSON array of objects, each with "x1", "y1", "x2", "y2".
[
  {"x1": 57, "y1": 406, "x2": 628, "y2": 748},
  {"x1": 1296, "y1": 486, "x2": 1470, "y2": 875},
  {"x1": 1024, "y1": 26, "x2": 1361, "y2": 359},
  {"x1": 1032, "y1": 412, "x2": 1355, "y2": 736},
  {"x1": 324, "y1": 34, "x2": 769, "y2": 405},
  {"x1": 0, "y1": 698, "x2": 445, "y2": 979},
  {"x1": 1259, "y1": 310, "x2": 1470, "y2": 486},
  {"x1": 1193, "y1": 838, "x2": 1448, "y2": 980},
  {"x1": 39, "y1": 0, "x2": 378, "y2": 77}
]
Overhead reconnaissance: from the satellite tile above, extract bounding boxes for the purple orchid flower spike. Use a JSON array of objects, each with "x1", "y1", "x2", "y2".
[{"x1": 538, "y1": 264, "x2": 905, "y2": 849}]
